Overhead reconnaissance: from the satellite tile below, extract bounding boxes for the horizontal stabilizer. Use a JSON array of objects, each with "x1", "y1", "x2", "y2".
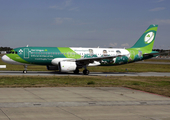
[{"x1": 143, "y1": 52, "x2": 167, "y2": 57}]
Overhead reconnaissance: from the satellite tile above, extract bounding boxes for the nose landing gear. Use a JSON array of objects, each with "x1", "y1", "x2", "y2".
[{"x1": 23, "y1": 65, "x2": 27, "y2": 74}]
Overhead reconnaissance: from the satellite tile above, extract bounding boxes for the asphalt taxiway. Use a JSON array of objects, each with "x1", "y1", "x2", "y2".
[
  {"x1": 0, "y1": 87, "x2": 170, "y2": 120},
  {"x1": 0, "y1": 71, "x2": 170, "y2": 77}
]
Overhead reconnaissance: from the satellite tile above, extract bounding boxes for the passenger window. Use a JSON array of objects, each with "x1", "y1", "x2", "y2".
[
  {"x1": 116, "y1": 50, "x2": 121, "y2": 53},
  {"x1": 116, "y1": 50, "x2": 121, "y2": 55}
]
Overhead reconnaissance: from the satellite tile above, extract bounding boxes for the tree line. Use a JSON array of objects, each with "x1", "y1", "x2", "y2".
[{"x1": 0, "y1": 47, "x2": 13, "y2": 51}]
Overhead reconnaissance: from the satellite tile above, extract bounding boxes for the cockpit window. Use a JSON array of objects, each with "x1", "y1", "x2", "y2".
[{"x1": 8, "y1": 50, "x2": 18, "y2": 54}]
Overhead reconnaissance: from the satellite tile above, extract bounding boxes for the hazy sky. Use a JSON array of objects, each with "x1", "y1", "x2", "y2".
[{"x1": 0, "y1": 0, "x2": 170, "y2": 49}]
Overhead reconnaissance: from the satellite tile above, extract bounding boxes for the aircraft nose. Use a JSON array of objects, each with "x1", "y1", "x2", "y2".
[
  {"x1": 1, "y1": 55, "x2": 16, "y2": 64},
  {"x1": 1, "y1": 55, "x2": 10, "y2": 63},
  {"x1": 1, "y1": 55, "x2": 25, "y2": 65}
]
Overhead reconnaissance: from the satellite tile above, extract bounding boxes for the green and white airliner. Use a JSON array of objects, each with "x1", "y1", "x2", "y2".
[{"x1": 2, "y1": 24, "x2": 159, "y2": 75}]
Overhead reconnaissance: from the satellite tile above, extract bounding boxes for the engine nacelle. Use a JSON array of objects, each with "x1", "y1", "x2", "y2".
[
  {"x1": 47, "y1": 65, "x2": 58, "y2": 70},
  {"x1": 58, "y1": 61, "x2": 77, "y2": 72}
]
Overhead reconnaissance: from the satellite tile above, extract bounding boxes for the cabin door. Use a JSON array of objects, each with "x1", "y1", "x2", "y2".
[{"x1": 24, "y1": 48, "x2": 29, "y2": 59}]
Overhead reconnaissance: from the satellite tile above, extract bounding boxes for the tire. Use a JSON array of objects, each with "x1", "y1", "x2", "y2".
[
  {"x1": 83, "y1": 70, "x2": 89, "y2": 75},
  {"x1": 23, "y1": 70, "x2": 27, "y2": 74}
]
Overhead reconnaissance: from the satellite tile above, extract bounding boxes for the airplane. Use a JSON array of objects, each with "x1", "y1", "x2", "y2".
[{"x1": 2, "y1": 24, "x2": 159, "y2": 75}]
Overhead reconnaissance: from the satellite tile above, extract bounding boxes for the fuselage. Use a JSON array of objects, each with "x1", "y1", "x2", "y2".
[{"x1": 2, "y1": 46, "x2": 152, "y2": 66}]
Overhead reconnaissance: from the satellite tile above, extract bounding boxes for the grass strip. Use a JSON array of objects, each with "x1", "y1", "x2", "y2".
[{"x1": 0, "y1": 76, "x2": 170, "y2": 97}]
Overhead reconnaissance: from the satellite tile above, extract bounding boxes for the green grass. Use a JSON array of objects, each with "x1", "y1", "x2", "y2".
[
  {"x1": 0, "y1": 76, "x2": 170, "y2": 97},
  {"x1": 87, "y1": 81, "x2": 95, "y2": 85},
  {"x1": 145, "y1": 58, "x2": 170, "y2": 62}
]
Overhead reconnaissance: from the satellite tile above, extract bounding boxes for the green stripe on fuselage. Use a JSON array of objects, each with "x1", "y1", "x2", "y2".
[
  {"x1": 6, "y1": 54, "x2": 30, "y2": 64},
  {"x1": 58, "y1": 47, "x2": 81, "y2": 59}
]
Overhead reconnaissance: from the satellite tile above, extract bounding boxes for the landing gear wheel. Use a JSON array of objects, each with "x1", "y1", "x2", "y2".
[
  {"x1": 83, "y1": 69, "x2": 89, "y2": 75},
  {"x1": 23, "y1": 70, "x2": 27, "y2": 74},
  {"x1": 74, "y1": 69, "x2": 79, "y2": 74},
  {"x1": 23, "y1": 65, "x2": 27, "y2": 74}
]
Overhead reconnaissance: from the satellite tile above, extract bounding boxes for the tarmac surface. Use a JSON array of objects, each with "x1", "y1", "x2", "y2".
[
  {"x1": 0, "y1": 71, "x2": 170, "y2": 77},
  {"x1": 0, "y1": 87, "x2": 170, "y2": 120}
]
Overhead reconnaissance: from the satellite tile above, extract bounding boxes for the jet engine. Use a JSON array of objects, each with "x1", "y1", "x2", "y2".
[{"x1": 58, "y1": 61, "x2": 77, "y2": 72}]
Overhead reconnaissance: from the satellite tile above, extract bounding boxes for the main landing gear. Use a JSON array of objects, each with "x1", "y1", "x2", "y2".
[
  {"x1": 23, "y1": 65, "x2": 27, "y2": 74},
  {"x1": 82, "y1": 65, "x2": 90, "y2": 75},
  {"x1": 74, "y1": 68, "x2": 90, "y2": 75},
  {"x1": 83, "y1": 69, "x2": 90, "y2": 75}
]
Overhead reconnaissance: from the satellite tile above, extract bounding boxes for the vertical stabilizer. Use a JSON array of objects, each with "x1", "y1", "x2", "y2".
[{"x1": 130, "y1": 24, "x2": 158, "y2": 52}]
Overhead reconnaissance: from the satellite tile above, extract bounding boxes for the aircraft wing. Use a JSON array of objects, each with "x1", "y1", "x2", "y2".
[{"x1": 66, "y1": 55, "x2": 126, "y2": 63}]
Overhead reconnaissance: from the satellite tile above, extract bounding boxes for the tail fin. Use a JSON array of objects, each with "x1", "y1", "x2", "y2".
[{"x1": 130, "y1": 24, "x2": 158, "y2": 52}]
